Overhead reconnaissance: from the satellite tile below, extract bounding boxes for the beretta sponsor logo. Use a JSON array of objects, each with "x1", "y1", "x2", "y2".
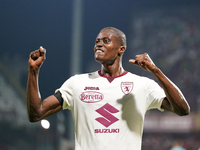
[{"x1": 80, "y1": 91, "x2": 104, "y2": 103}]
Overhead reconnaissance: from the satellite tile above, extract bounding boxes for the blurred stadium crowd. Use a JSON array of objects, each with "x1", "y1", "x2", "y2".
[
  {"x1": 128, "y1": 5, "x2": 200, "y2": 112},
  {"x1": 128, "y1": 5, "x2": 200, "y2": 150},
  {"x1": 0, "y1": 4, "x2": 200, "y2": 150}
]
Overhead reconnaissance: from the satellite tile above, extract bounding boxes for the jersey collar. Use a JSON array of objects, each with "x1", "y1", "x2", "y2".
[{"x1": 98, "y1": 70, "x2": 128, "y2": 83}]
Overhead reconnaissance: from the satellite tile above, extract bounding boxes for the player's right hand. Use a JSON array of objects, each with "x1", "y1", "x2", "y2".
[{"x1": 29, "y1": 46, "x2": 46, "y2": 69}]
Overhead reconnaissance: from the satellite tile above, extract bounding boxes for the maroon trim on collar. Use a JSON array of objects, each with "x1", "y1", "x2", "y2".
[{"x1": 98, "y1": 70, "x2": 128, "y2": 83}]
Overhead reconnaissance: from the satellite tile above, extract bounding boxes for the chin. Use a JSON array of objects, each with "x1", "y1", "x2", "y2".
[{"x1": 95, "y1": 57, "x2": 104, "y2": 64}]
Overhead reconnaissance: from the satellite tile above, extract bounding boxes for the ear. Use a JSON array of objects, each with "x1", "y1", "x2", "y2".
[{"x1": 118, "y1": 46, "x2": 126, "y2": 56}]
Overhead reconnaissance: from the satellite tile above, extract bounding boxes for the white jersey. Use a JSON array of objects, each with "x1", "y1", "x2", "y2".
[{"x1": 56, "y1": 71, "x2": 165, "y2": 150}]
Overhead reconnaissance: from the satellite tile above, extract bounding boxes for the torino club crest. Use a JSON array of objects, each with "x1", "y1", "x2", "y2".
[{"x1": 121, "y1": 82, "x2": 133, "y2": 95}]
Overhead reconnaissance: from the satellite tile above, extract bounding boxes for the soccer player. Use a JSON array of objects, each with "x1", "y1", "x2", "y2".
[{"x1": 26, "y1": 27, "x2": 190, "y2": 150}]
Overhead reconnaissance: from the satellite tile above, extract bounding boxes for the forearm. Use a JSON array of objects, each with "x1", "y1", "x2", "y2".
[
  {"x1": 26, "y1": 67, "x2": 42, "y2": 122},
  {"x1": 129, "y1": 53, "x2": 190, "y2": 115},
  {"x1": 151, "y1": 68, "x2": 190, "y2": 116}
]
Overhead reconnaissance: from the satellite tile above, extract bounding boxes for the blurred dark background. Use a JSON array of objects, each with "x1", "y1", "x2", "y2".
[{"x1": 0, "y1": 0, "x2": 200, "y2": 149}]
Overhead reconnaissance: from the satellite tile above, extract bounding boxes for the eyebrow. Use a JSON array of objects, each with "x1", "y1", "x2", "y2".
[{"x1": 96, "y1": 37, "x2": 110, "y2": 40}]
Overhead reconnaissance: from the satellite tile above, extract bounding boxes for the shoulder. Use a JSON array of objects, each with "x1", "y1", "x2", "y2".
[
  {"x1": 126, "y1": 72, "x2": 160, "y2": 90},
  {"x1": 126, "y1": 72, "x2": 152, "y2": 82},
  {"x1": 126, "y1": 72, "x2": 140, "y2": 79},
  {"x1": 74, "y1": 71, "x2": 99, "y2": 79},
  {"x1": 64, "y1": 71, "x2": 99, "y2": 82},
  {"x1": 59, "y1": 71, "x2": 98, "y2": 90}
]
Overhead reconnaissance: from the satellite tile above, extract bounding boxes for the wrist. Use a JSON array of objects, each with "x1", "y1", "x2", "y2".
[
  {"x1": 28, "y1": 65, "x2": 40, "y2": 74},
  {"x1": 149, "y1": 66, "x2": 161, "y2": 75}
]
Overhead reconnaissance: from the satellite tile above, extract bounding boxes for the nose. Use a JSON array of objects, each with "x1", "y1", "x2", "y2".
[
  {"x1": 95, "y1": 40, "x2": 103, "y2": 48},
  {"x1": 94, "y1": 42, "x2": 102, "y2": 52}
]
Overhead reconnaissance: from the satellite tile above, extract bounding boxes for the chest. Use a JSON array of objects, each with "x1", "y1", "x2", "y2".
[{"x1": 73, "y1": 77, "x2": 147, "y2": 113}]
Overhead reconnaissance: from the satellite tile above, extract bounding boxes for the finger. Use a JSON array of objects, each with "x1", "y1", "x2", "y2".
[
  {"x1": 135, "y1": 54, "x2": 142, "y2": 59},
  {"x1": 30, "y1": 50, "x2": 40, "y2": 60},
  {"x1": 129, "y1": 59, "x2": 139, "y2": 65}
]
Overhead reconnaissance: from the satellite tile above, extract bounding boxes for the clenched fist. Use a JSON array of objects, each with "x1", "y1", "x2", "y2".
[
  {"x1": 129, "y1": 53, "x2": 158, "y2": 72},
  {"x1": 29, "y1": 46, "x2": 46, "y2": 69}
]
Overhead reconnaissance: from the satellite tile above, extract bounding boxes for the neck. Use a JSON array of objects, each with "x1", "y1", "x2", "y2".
[{"x1": 100, "y1": 59, "x2": 125, "y2": 77}]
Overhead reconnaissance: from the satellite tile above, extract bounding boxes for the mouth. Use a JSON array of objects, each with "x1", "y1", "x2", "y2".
[{"x1": 95, "y1": 49, "x2": 104, "y2": 53}]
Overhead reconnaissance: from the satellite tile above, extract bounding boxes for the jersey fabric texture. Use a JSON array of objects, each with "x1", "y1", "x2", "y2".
[{"x1": 56, "y1": 70, "x2": 166, "y2": 150}]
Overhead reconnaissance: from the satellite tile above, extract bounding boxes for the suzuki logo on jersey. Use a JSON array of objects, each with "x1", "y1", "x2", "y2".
[
  {"x1": 95, "y1": 103, "x2": 119, "y2": 127},
  {"x1": 121, "y1": 82, "x2": 133, "y2": 95}
]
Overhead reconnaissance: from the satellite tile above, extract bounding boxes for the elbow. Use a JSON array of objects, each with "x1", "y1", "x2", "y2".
[
  {"x1": 173, "y1": 100, "x2": 191, "y2": 116},
  {"x1": 182, "y1": 108, "x2": 190, "y2": 116},
  {"x1": 27, "y1": 107, "x2": 43, "y2": 122},
  {"x1": 29, "y1": 117, "x2": 38, "y2": 123},
  {"x1": 28, "y1": 113, "x2": 42, "y2": 123},
  {"x1": 176, "y1": 106, "x2": 190, "y2": 116},
  {"x1": 177, "y1": 111, "x2": 189, "y2": 116}
]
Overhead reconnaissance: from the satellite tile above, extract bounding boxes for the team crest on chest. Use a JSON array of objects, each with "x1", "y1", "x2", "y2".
[{"x1": 121, "y1": 82, "x2": 133, "y2": 95}]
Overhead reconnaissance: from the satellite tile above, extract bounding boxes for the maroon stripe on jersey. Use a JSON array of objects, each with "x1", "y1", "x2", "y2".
[{"x1": 98, "y1": 70, "x2": 128, "y2": 83}]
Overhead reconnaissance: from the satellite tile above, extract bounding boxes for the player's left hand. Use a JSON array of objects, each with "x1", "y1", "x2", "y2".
[{"x1": 129, "y1": 53, "x2": 158, "y2": 72}]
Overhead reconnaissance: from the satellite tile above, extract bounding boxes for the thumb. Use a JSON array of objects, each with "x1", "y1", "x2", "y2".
[
  {"x1": 129, "y1": 59, "x2": 139, "y2": 65},
  {"x1": 39, "y1": 46, "x2": 46, "y2": 59}
]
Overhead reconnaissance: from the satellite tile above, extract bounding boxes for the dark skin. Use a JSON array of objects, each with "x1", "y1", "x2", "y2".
[
  {"x1": 94, "y1": 29, "x2": 125, "y2": 77},
  {"x1": 26, "y1": 28, "x2": 190, "y2": 122},
  {"x1": 26, "y1": 48, "x2": 62, "y2": 122}
]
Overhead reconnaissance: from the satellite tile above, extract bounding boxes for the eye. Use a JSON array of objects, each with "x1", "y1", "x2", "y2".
[
  {"x1": 95, "y1": 39, "x2": 100, "y2": 44},
  {"x1": 103, "y1": 38, "x2": 110, "y2": 44}
]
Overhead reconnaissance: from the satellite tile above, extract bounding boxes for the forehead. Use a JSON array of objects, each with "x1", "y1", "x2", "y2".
[{"x1": 96, "y1": 29, "x2": 117, "y2": 39}]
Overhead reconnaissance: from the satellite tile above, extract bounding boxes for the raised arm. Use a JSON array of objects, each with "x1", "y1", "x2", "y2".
[
  {"x1": 26, "y1": 46, "x2": 62, "y2": 122},
  {"x1": 129, "y1": 53, "x2": 190, "y2": 116}
]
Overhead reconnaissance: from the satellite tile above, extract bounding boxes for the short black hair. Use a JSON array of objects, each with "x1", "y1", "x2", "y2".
[{"x1": 101, "y1": 27, "x2": 127, "y2": 49}]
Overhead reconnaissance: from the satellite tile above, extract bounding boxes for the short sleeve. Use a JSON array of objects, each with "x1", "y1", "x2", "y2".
[
  {"x1": 55, "y1": 75, "x2": 76, "y2": 110},
  {"x1": 145, "y1": 78, "x2": 166, "y2": 112}
]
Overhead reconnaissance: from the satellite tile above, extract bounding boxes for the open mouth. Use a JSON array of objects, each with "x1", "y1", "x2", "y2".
[{"x1": 95, "y1": 49, "x2": 104, "y2": 53}]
